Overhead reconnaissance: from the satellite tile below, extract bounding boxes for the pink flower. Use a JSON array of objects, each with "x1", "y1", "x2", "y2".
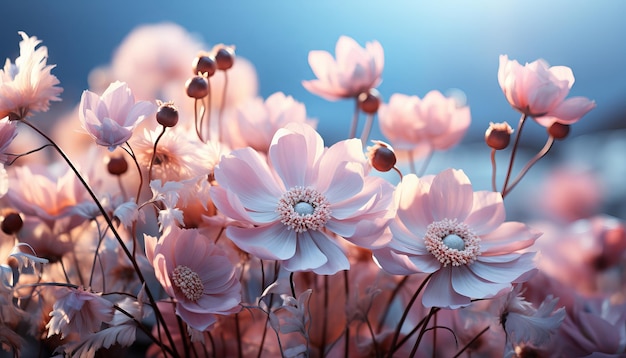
[
  {"x1": 378, "y1": 91, "x2": 471, "y2": 158},
  {"x1": 46, "y1": 286, "x2": 114, "y2": 339},
  {"x1": 302, "y1": 36, "x2": 384, "y2": 100},
  {"x1": 498, "y1": 55, "x2": 595, "y2": 127},
  {"x1": 146, "y1": 226, "x2": 241, "y2": 331},
  {"x1": 233, "y1": 92, "x2": 316, "y2": 152},
  {"x1": 0, "y1": 32, "x2": 63, "y2": 118},
  {"x1": 79, "y1": 81, "x2": 156, "y2": 151},
  {"x1": 374, "y1": 169, "x2": 540, "y2": 308},
  {"x1": 0, "y1": 116, "x2": 18, "y2": 163},
  {"x1": 211, "y1": 123, "x2": 394, "y2": 275}
]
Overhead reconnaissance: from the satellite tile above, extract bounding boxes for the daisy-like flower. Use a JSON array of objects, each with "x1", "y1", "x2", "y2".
[
  {"x1": 302, "y1": 36, "x2": 384, "y2": 101},
  {"x1": 145, "y1": 226, "x2": 242, "y2": 331},
  {"x1": 46, "y1": 286, "x2": 114, "y2": 339},
  {"x1": 374, "y1": 169, "x2": 540, "y2": 308},
  {"x1": 0, "y1": 32, "x2": 63, "y2": 119},
  {"x1": 378, "y1": 91, "x2": 471, "y2": 159},
  {"x1": 498, "y1": 55, "x2": 595, "y2": 127},
  {"x1": 211, "y1": 123, "x2": 394, "y2": 275},
  {"x1": 79, "y1": 81, "x2": 156, "y2": 151}
]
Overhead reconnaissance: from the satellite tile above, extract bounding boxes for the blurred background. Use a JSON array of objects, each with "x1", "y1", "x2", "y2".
[{"x1": 1, "y1": 0, "x2": 625, "y2": 219}]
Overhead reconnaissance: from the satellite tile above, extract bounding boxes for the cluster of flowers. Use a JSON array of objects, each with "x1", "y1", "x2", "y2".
[{"x1": 0, "y1": 23, "x2": 623, "y2": 357}]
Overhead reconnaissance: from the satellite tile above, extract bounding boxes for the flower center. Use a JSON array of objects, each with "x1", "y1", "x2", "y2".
[
  {"x1": 424, "y1": 218, "x2": 480, "y2": 267},
  {"x1": 171, "y1": 265, "x2": 204, "y2": 301},
  {"x1": 277, "y1": 186, "x2": 331, "y2": 232}
]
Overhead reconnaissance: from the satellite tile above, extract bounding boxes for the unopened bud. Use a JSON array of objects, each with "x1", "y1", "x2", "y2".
[
  {"x1": 358, "y1": 89, "x2": 382, "y2": 114},
  {"x1": 214, "y1": 46, "x2": 235, "y2": 71},
  {"x1": 367, "y1": 140, "x2": 397, "y2": 172},
  {"x1": 2, "y1": 212, "x2": 23, "y2": 235},
  {"x1": 185, "y1": 76, "x2": 209, "y2": 99},
  {"x1": 156, "y1": 101, "x2": 179, "y2": 127},
  {"x1": 485, "y1": 122, "x2": 513, "y2": 150},
  {"x1": 107, "y1": 156, "x2": 128, "y2": 176},
  {"x1": 548, "y1": 122, "x2": 570, "y2": 140},
  {"x1": 192, "y1": 54, "x2": 217, "y2": 77}
]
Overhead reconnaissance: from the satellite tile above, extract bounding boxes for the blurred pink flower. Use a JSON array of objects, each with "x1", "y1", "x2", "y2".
[
  {"x1": 378, "y1": 91, "x2": 471, "y2": 159},
  {"x1": 46, "y1": 286, "x2": 114, "y2": 339},
  {"x1": 79, "y1": 81, "x2": 156, "y2": 151},
  {"x1": 302, "y1": 36, "x2": 384, "y2": 100},
  {"x1": 233, "y1": 92, "x2": 316, "y2": 152},
  {"x1": 374, "y1": 169, "x2": 539, "y2": 308},
  {"x1": 0, "y1": 32, "x2": 63, "y2": 119},
  {"x1": 498, "y1": 55, "x2": 595, "y2": 127},
  {"x1": 0, "y1": 116, "x2": 18, "y2": 163},
  {"x1": 146, "y1": 226, "x2": 241, "y2": 331},
  {"x1": 211, "y1": 123, "x2": 394, "y2": 275}
]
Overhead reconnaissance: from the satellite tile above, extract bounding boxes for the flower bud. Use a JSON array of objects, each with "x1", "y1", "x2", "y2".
[
  {"x1": 185, "y1": 76, "x2": 209, "y2": 99},
  {"x1": 367, "y1": 140, "x2": 397, "y2": 172},
  {"x1": 156, "y1": 101, "x2": 179, "y2": 127},
  {"x1": 485, "y1": 122, "x2": 513, "y2": 150},
  {"x1": 192, "y1": 54, "x2": 217, "y2": 77},
  {"x1": 2, "y1": 212, "x2": 23, "y2": 235},
  {"x1": 548, "y1": 122, "x2": 570, "y2": 140},
  {"x1": 107, "y1": 156, "x2": 128, "y2": 176},
  {"x1": 358, "y1": 89, "x2": 381, "y2": 114},
  {"x1": 214, "y1": 46, "x2": 235, "y2": 71}
]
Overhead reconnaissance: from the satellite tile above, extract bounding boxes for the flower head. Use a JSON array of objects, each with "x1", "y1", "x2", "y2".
[
  {"x1": 0, "y1": 32, "x2": 63, "y2": 119},
  {"x1": 46, "y1": 287, "x2": 114, "y2": 339},
  {"x1": 147, "y1": 227, "x2": 242, "y2": 331},
  {"x1": 378, "y1": 91, "x2": 471, "y2": 159},
  {"x1": 0, "y1": 117, "x2": 18, "y2": 163},
  {"x1": 211, "y1": 123, "x2": 394, "y2": 275},
  {"x1": 302, "y1": 36, "x2": 384, "y2": 100},
  {"x1": 79, "y1": 81, "x2": 156, "y2": 151},
  {"x1": 375, "y1": 169, "x2": 540, "y2": 308},
  {"x1": 498, "y1": 55, "x2": 595, "y2": 127}
]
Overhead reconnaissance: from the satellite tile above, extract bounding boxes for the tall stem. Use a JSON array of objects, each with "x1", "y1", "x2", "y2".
[
  {"x1": 502, "y1": 136, "x2": 554, "y2": 198},
  {"x1": 18, "y1": 118, "x2": 179, "y2": 357},
  {"x1": 501, "y1": 113, "x2": 527, "y2": 197},
  {"x1": 349, "y1": 97, "x2": 359, "y2": 139},
  {"x1": 218, "y1": 71, "x2": 229, "y2": 143},
  {"x1": 359, "y1": 113, "x2": 374, "y2": 147}
]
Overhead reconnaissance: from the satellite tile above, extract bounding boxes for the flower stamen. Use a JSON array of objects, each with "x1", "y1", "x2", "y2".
[
  {"x1": 277, "y1": 186, "x2": 331, "y2": 232},
  {"x1": 171, "y1": 265, "x2": 204, "y2": 301},
  {"x1": 424, "y1": 218, "x2": 480, "y2": 266}
]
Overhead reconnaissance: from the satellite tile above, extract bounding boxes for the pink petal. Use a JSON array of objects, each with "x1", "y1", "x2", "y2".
[
  {"x1": 315, "y1": 137, "x2": 364, "y2": 196},
  {"x1": 395, "y1": 174, "x2": 432, "y2": 238},
  {"x1": 463, "y1": 191, "x2": 506, "y2": 235},
  {"x1": 372, "y1": 248, "x2": 420, "y2": 275},
  {"x1": 101, "y1": 81, "x2": 134, "y2": 124},
  {"x1": 545, "y1": 96, "x2": 596, "y2": 124},
  {"x1": 226, "y1": 222, "x2": 297, "y2": 260},
  {"x1": 310, "y1": 231, "x2": 350, "y2": 275},
  {"x1": 450, "y1": 265, "x2": 508, "y2": 299},
  {"x1": 429, "y1": 169, "x2": 474, "y2": 222},
  {"x1": 176, "y1": 304, "x2": 217, "y2": 331},
  {"x1": 307, "y1": 50, "x2": 337, "y2": 86},
  {"x1": 422, "y1": 268, "x2": 471, "y2": 309},
  {"x1": 269, "y1": 124, "x2": 324, "y2": 188},
  {"x1": 471, "y1": 252, "x2": 536, "y2": 283},
  {"x1": 549, "y1": 65, "x2": 575, "y2": 88},
  {"x1": 125, "y1": 100, "x2": 156, "y2": 127},
  {"x1": 210, "y1": 186, "x2": 269, "y2": 224},
  {"x1": 281, "y1": 230, "x2": 328, "y2": 273},
  {"x1": 301, "y1": 79, "x2": 346, "y2": 101},
  {"x1": 480, "y1": 222, "x2": 541, "y2": 256}
]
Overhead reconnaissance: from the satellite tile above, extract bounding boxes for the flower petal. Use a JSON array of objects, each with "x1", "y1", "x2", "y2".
[
  {"x1": 226, "y1": 222, "x2": 297, "y2": 260},
  {"x1": 422, "y1": 268, "x2": 471, "y2": 309},
  {"x1": 463, "y1": 191, "x2": 506, "y2": 235},
  {"x1": 428, "y1": 169, "x2": 474, "y2": 222}
]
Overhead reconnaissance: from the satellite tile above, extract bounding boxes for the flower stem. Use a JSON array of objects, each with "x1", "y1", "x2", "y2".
[
  {"x1": 501, "y1": 113, "x2": 527, "y2": 197},
  {"x1": 453, "y1": 326, "x2": 490, "y2": 358},
  {"x1": 349, "y1": 97, "x2": 359, "y2": 139},
  {"x1": 218, "y1": 71, "x2": 229, "y2": 143},
  {"x1": 502, "y1": 135, "x2": 554, "y2": 198},
  {"x1": 200, "y1": 81, "x2": 212, "y2": 143},
  {"x1": 148, "y1": 126, "x2": 167, "y2": 184},
  {"x1": 490, "y1": 148, "x2": 497, "y2": 192},
  {"x1": 359, "y1": 113, "x2": 375, "y2": 147}
]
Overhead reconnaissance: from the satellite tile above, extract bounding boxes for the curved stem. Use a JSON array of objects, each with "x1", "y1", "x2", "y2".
[
  {"x1": 409, "y1": 307, "x2": 437, "y2": 358},
  {"x1": 200, "y1": 80, "x2": 212, "y2": 143},
  {"x1": 377, "y1": 275, "x2": 409, "y2": 332},
  {"x1": 417, "y1": 149, "x2": 433, "y2": 177},
  {"x1": 18, "y1": 118, "x2": 179, "y2": 357},
  {"x1": 359, "y1": 113, "x2": 375, "y2": 147},
  {"x1": 194, "y1": 98, "x2": 206, "y2": 143},
  {"x1": 349, "y1": 97, "x2": 359, "y2": 139},
  {"x1": 502, "y1": 135, "x2": 554, "y2": 198},
  {"x1": 453, "y1": 326, "x2": 489, "y2": 358},
  {"x1": 4, "y1": 144, "x2": 54, "y2": 165},
  {"x1": 387, "y1": 273, "x2": 432, "y2": 357},
  {"x1": 121, "y1": 143, "x2": 144, "y2": 205},
  {"x1": 501, "y1": 113, "x2": 527, "y2": 197},
  {"x1": 218, "y1": 71, "x2": 229, "y2": 143},
  {"x1": 148, "y1": 126, "x2": 167, "y2": 184}
]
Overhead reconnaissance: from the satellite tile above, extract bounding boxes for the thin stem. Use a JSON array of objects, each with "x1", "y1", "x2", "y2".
[
  {"x1": 121, "y1": 143, "x2": 144, "y2": 205},
  {"x1": 194, "y1": 98, "x2": 205, "y2": 142},
  {"x1": 4, "y1": 144, "x2": 54, "y2": 165},
  {"x1": 377, "y1": 275, "x2": 409, "y2": 332},
  {"x1": 490, "y1": 148, "x2": 498, "y2": 192},
  {"x1": 218, "y1": 71, "x2": 229, "y2": 143},
  {"x1": 417, "y1": 149, "x2": 433, "y2": 177},
  {"x1": 408, "y1": 150, "x2": 417, "y2": 175},
  {"x1": 200, "y1": 81, "x2": 212, "y2": 143},
  {"x1": 387, "y1": 273, "x2": 433, "y2": 357},
  {"x1": 343, "y1": 270, "x2": 350, "y2": 358},
  {"x1": 501, "y1": 113, "x2": 527, "y2": 197},
  {"x1": 290, "y1": 271, "x2": 297, "y2": 300},
  {"x1": 320, "y1": 275, "x2": 329, "y2": 357},
  {"x1": 18, "y1": 118, "x2": 179, "y2": 357},
  {"x1": 409, "y1": 307, "x2": 437, "y2": 358},
  {"x1": 359, "y1": 113, "x2": 375, "y2": 147},
  {"x1": 349, "y1": 97, "x2": 359, "y2": 139},
  {"x1": 453, "y1": 326, "x2": 489, "y2": 358},
  {"x1": 148, "y1": 126, "x2": 167, "y2": 183},
  {"x1": 502, "y1": 136, "x2": 554, "y2": 198}
]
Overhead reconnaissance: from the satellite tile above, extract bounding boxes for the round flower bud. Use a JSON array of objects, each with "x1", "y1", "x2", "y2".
[
  {"x1": 358, "y1": 89, "x2": 382, "y2": 114},
  {"x1": 107, "y1": 156, "x2": 128, "y2": 176},
  {"x1": 156, "y1": 102, "x2": 179, "y2": 127},
  {"x1": 485, "y1": 122, "x2": 513, "y2": 150},
  {"x1": 367, "y1": 140, "x2": 397, "y2": 172},
  {"x1": 192, "y1": 55, "x2": 217, "y2": 77},
  {"x1": 215, "y1": 46, "x2": 235, "y2": 71},
  {"x1": 2, "y1": 212, "x2": 23, "y2": 235},
  {"x1": 185, "y1": 76, "x2": 209, "y2": 99},
  {"x1": 548, "y1": 122, "x2": 570, "y2": 140}
]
